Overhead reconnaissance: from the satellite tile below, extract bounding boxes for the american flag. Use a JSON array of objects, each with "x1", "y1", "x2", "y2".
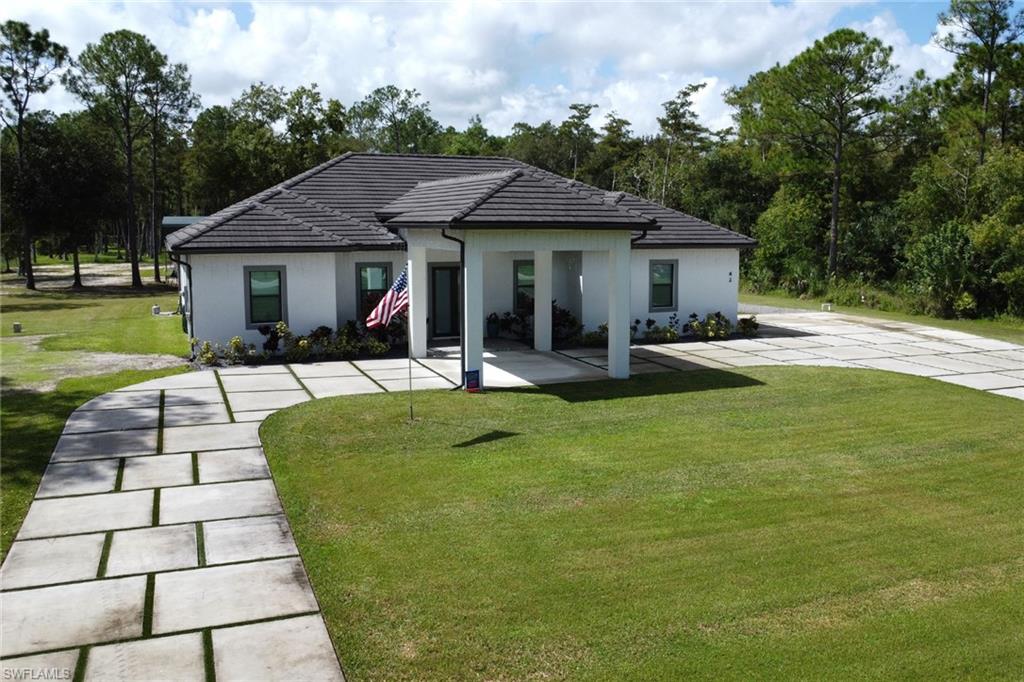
[{"x1": 366, "y1": 266, "x2": 409, "y2": 329}]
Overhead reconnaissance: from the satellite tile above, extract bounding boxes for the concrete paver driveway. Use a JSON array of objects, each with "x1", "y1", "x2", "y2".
[
  {"x1": 618, "y1": 311, "x2": 1024, "y2": 401},
  {"x1": 3, "y1": 311, "x2": 1021, "y2": 679}
]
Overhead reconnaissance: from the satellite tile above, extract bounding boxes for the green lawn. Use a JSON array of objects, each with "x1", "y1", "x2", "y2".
[
  {"x1": 1, "y1": 368, "x2": 188, "y2": 555},
  {"x1": 28, "y1": 251, "x2": 161, "y2": 266},
  {"x1": 740, "y1": 289, "x2": 1024, "y2": 345},
  {"x1": 1, "y1": 284, "x2": 186, "y2": 356},
  {"x1": 262, "y1": 369, "x2": 1024, "y2": 680},
  {"x1": 0, "y1": 281, "x2": 190, "y2": 556}
]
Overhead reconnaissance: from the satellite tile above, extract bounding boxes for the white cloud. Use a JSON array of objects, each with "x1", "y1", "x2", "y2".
[
  {"x1": 852, "y1": 11, "x2": 956, "y2": 80},
  {"x1": 4, "y1": 1, "x2": 957, "y2": 135}
]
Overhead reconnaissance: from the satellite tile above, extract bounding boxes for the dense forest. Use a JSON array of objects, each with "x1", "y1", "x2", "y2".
[{"x1": 2, "y1": 1, "x2": 1022, "y2": 320}]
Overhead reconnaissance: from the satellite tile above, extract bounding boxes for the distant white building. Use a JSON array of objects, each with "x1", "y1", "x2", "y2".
[{"x1": 167, "y1": 153, "x2": 755, "y2": 387}]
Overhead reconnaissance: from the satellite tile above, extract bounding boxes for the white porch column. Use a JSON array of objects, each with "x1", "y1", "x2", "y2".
[
  {"x1": 463, "y1": 242, "x2": 485, "y2": 388},
  {"x1": 607, "y1": 239, "x2": 631, "y2": 379},
  {"x1": 533, "y1": 249, "x2": 553, "y2": 352},
  {"x1": 407, "y1": 245, "x2": 428, "y2": 358}
]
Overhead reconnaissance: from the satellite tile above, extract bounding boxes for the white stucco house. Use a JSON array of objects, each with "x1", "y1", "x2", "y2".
[{"x1": 166, "y1": 152, "x2": 755, "y2": 388}]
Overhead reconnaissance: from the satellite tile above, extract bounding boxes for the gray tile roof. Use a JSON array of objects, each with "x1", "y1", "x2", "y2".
[
  {"x1": 376, "y1": 168, "x2": 654, "y2": 229},
  {"x1": 166, "y1": 153, "x2": 755, "y2": 252}
]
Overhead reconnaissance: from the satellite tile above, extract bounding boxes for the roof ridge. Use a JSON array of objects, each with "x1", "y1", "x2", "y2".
[
  {"x1": 604, "y1": 191, "x2": 626, "y2": 205},
  {"x1": 166, "y1": 188, "x2": 282, "y2": 249},
  {"x1": 450, "y1": 169, "x2": 523, "y2": 221},
  {"x1": 416, "y1": 168, "x2": 519, "y2": 188},
  {"x1": 170, "y1": 153, "x2": 357, "y2": 249},
  {"x1": 279, "y1": 152, "x2": 354, "y2": 190},
  {"x1": 277, "y1": 188, "x2": 390, "y2": 237},
  {"x1": 519, "y1": 168, "x2": 657, "y2": 225},
  {"x1": 256, "y1": 200, "x2": 351, "y2": 245},
  {"x1": 613, "y1": 188, "x2": 751, "y2": 238},
  {"x1": 348, "y1": 151, "x2": 519, "y2": 162}
]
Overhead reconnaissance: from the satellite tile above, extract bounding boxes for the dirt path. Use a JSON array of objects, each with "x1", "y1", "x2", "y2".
[
  {"x1": 6, "y1": 262, "x2": 177, "y2": 290},
  {"x1": 1, "y1": 335, "x2": 185, "y2": 393}
]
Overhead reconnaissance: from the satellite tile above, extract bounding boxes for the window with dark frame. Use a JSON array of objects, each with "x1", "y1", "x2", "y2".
[
  {"x1": 649, "y1": 260, "x2": 676, "y2": 311},
  {"x1": 514, "y1": 260, "x2": 535, "y2": 315},
  {"x1": 247, "y1": 269, "x2": 283, "y2": 325},
  {"x1": 358, "y1": 263, "x2": 392, "y2": 319}
]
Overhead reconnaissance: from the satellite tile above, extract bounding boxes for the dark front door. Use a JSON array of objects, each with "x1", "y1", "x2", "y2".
[{"x1": 430, "y1": 266, "x2": 460, "y2": 339}]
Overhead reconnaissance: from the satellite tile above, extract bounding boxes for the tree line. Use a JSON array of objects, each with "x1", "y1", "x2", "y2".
[{"x1": 2, "y1": 1, "x2": 1022, "y2": 319}]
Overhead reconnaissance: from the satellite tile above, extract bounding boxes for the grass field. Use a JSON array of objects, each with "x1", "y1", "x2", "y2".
[
  {"x1": 740, "y1": 289, "x2": 1024, "y2": 345},
  {"x1": 0, "y1": 368, "x2": 188, "y2": 555},
  {"x1": 1, "y1": 285, "x2": 186, "y2": 356},
  {"x1": 0, "y1": 278, "x2": 190, "y2": 556},
  {"x1": 263, "y1": 369, "x2": 1024, "y2": 680},
  {"x1": 27, "y1": 251, "x2": 161, "y2": 266}
]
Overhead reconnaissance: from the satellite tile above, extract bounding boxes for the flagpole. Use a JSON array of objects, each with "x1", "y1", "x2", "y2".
[{"x1": 407, "y1": 313, "x2": 414, "y2": 422}]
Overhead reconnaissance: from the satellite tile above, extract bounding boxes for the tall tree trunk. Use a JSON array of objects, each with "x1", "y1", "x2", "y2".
[
  {"x1": 71, "y1": 249, "x2": 83, "y2": 289},
  {"x1": 16, "y1": 124, "x2": 36, "y2": 290},
  {"x1": 150, "y1": 117, "x2": 162, "y2": 283},
  {"x1": 126, "y1": 138, "x2": 143, "y2": 289},
  {"x1": 980, "y1": 67, "x2": 993, "y2": 164},
  {"x1": 828, "y1": 137, "x2": 842, "y2": 278},
  {"x1": 661, "y1": 144, "x2": 671, "y2": 205},
  {"x1": 21, "y1": 227, "x2": 35, "y2": 289}
]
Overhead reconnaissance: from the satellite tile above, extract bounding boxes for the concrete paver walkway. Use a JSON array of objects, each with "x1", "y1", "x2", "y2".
[{"x1": 3, "y1": 311, "x2": 1022, "y2": 680}]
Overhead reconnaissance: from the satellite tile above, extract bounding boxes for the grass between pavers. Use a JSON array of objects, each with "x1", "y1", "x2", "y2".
[
  {"x1": 740, "y1": 289, "x2": 1024, "y2": 345},
  {"x1": 0, "y1": 366, "x2": 189, "y2": 558},
  {"x1": 1, "y1": 280, "x2": 191, "y2": 557},
  {"x1": 262, "y1": 368, "x2": 1024, "y2": 680}
]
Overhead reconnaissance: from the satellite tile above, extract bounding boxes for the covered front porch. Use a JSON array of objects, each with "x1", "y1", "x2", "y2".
[{"x1": 403, "y1": 228, "x2": 636, "y2": 388}]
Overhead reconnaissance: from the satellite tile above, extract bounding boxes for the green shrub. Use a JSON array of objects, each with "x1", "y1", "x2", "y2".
[
  {"x1": 686, "y1": 312, "x2": 732, "y2": 340},
  {"x1": 737, "y1": 316, "x2": 759, "y2": 337},
  {"x1": 996, "y1": 267, "x2": 1024, "y2": 317},
  {"x1": 579, "y1": 323, "x2": 608, "y2": 347},
  {"x1": 953, "y1": 292, "x2": 977, "y2": 319},
  {"x1": 222, "y1": 336, "x2": 247, "y2": 365},
  {"x1": 362, "y1": 337, "x2": 390, "y2": 356},
  {"x1": 197, "y1": 341, "x2": 217, "y2": 365},
  {"x1": 552, "y1": 302, "x2": 582, "y2": 342},
  {"x1": 905, "y1": 221, "x2": 974, "y2": 317},
  {"x1": 641, "y1": 314, "x2": 681, "y2": 344},
  {"x1": 499, "y1": 311, "x2": 531, "y2": 341},
  {"x1": 284, "y1": 336, "x2": 312, "y2": 363}
]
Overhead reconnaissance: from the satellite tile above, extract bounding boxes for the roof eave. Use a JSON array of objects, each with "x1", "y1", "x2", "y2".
[
  {"x1": 632, "y1": 239, "x2": 758, "y2": 250},
  {"x1": 169, "y1": 243, "x2": 406, "y2": 255},
  {"x1": 386, "y1": 220, "x2": 658, "y2": 231}
]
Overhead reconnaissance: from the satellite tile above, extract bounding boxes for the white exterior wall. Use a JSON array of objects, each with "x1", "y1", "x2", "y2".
[
  {"x1": 179, "y1": 256, "x2": 193, "y2": 338},
  {"x1": 182, "y1": 244, "x2": 739, "y2": 347},
  {"x1": 188, "y1": 252, "x2": 337, "y2": 345},
  {"x1": 480, "y1": 250, "x2": 582, "y2": 320},
  {"x1": 581, "y1": 250, "x2": 609, "y2": 332},
  {"x1": 582, "y1": 248, "x2": 740, "y2": 331},
  {"x1": 631, "y1": 248, "x2": 740, "y2": 326},
  {"x1": 334, "y1": 250, "x2": 408, "y2": 324}
]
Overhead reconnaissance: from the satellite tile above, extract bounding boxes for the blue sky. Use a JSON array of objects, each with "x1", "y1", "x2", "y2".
[{"x1": 6, "y1": 1, "x2": 974, "y2": 134}]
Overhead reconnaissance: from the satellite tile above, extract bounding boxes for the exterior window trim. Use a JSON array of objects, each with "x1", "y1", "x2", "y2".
[
  {"x1": 513, "y1": 259, "x2": 535, "y2": 316},
  {"x1": 356, "y1": 262, "x2": 393, "y2": 320},
  {"x1": 648, "y1": 259, "x2": 678, "y2": 313},
  {"x1": 244, "y1": 265, "x2": 288, "y2": 329}
]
